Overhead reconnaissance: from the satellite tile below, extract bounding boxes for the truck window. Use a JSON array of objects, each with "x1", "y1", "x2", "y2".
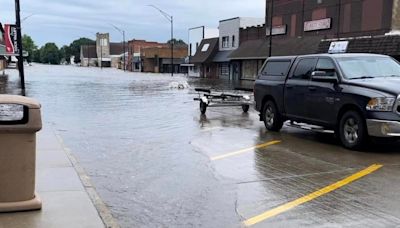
[
  {"x1": 292, "y1": 58, "x2": 318, "y2": 80},
  {"x1": 316, "y1": 58, "x2": 337, "y2": 77},
  {"x1": 260, "y1": 61, "x2": 291, "y2": 78}
]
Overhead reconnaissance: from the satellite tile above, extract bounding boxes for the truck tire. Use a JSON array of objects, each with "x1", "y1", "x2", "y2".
[
  {"x1": 339, "y1": 110, "x2": 367, "y2": 150},
  {"x1": 263, "y1": 101, "x2": 283, "y2": 131},
  {"x1": 242, "y1": 105, "x2": 250, "y2": 113},
  {"x1": 200, "y1": 101, "x2": 207, "y2": 114}
]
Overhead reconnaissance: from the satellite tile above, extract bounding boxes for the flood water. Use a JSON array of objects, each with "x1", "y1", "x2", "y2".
[{"x1": 1, "y1": 64, "x2": 254, "y2": 228}]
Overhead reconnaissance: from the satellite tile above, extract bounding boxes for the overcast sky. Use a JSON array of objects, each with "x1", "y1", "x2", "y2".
[{"x1": 0, "y1": 0, "x2": 265, "y2": 47}]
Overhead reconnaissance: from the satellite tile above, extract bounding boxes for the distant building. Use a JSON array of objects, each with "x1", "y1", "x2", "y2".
[
  {"x1": 229, "y1": 24, "x2": 268, "y2": 80},
  {"x1": 80, "y1": 33, "x2": 127, "y2": 68},
  {"x1": 216, "y1": 17, "x2": 264, "y2": 80},
  {"x1": 190, "y1": 37, "x2": 219, "y2": 78},
  {"x1": 185, "y1": 26, "x2": 219, "y2": 77},
  {"x1": 141, "y1": 45, "x2": 188, "y2": 74},
  {"x1": 127, "y1": 40, "x2": 167, "y2": 72},
  {"x1": 80, "y1": 45, "x2": 97, "y2": 67}
]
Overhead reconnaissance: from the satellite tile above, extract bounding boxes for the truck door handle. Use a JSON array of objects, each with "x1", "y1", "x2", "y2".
[
  {"x1": 286, "y1": 85, "x2": 294, "y2": 89},
  {"x1": 308, "y1": 86, "x2": 316, "y2": 91}
]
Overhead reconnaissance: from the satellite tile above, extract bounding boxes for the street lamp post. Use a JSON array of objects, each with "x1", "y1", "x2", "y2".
[
  {"x1": 268, "y1": 0, "x2": 274, "y2": 57},
  {"x1": 148, "y1": 5, "x2": 174, "y2": 77},
  {"x1": 111, "y1": 24, "x2": 126, "y2": 72},
  {"x1": 15, "y1": 0, "x2": 25, "y2": 92}
]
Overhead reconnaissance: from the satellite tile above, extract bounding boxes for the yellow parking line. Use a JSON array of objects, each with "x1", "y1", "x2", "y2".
[
  {"x1": 211, "y1": 140, "x2": 281, "y2": 161},
  {"x1": 243, "y1": 164, "x2": 383, "y2": 227}
]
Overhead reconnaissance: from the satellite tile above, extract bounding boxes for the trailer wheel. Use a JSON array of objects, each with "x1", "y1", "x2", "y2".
[
  {"x1": 200, "y1": 101, "x2": 207, "y2": 114},
  {"x1": 242, "y1": 105, "x2": 250, "y2": 113}
]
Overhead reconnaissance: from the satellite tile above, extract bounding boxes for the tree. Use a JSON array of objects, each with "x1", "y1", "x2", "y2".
[
  {"x1": 22, "y1": 34, "x2": 37, "y2": 63},
  {"x1": 32, "y1": 49, "x2": 41, "y2": 63},
  {"x1": 59, "y1": 45, "x2": 71, "y2": 64},
  {"x1": 40, "y1": 43, "x2": 61, "y2": 65},
  {"x1": 68, "y1": 38, "x2": 95, "y2": 63},
  {"x1": 167, "y1": 38, "x2": 187, "y2": 46}
]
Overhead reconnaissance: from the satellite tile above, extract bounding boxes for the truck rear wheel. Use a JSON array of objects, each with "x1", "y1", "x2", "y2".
[
  {"x1": 263, "y1": 101, "x2": 283, "y2": 131},
  {"x1": 339, "y1": 110, "x2": 367, "y2": 150}
]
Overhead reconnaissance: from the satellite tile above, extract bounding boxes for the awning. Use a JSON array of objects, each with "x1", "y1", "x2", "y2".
[
  {"x1": 213, "y1": 50, "x2": 234, "y2": 63},
  {"x1": 162, "y1": 58, "x2": 185, "y2": 65},
  {"x1": 190, "y1": 38, "x2": 219, "y2": 64},
  {"x1": 100, "y1": 58, "x2": 111, "y2": 62},
  {"x1": 229, "y1": 39, "x2": 269, "y2": 60}
]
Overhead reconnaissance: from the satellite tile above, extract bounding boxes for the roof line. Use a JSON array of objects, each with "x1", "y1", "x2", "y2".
[
  {"x1": 189, "y1": 26, "x2": 205, "y2": 30},
  {"x1": 219, "y1": 17, "x2": 240, "y2": 23}
]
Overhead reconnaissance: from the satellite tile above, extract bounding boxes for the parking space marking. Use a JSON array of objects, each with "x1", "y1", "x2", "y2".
[
  {"x1": 243, "y1": 164, "x2": 383, "y2": 227},
  {"x1": 210, "y1": 140, "x2": 281, "y2": 161}
]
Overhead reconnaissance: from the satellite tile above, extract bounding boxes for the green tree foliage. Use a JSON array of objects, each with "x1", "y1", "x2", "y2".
[
  {"x1": 59, "y1": 45, "x2": 71, "y2": 64},
  {"x1": 167, "y1": 38, "x2": 187, "y2": 46},
  {"x1": 32, "y1": 49, "x2": 41, "y2": 63},
  {"x1": 68, "y1": 38, "x2": 95, "y2": 63},
  {"x1": 22, "y1": 35, "x2": 37, "y2": 63},
  {"x1": 39, "y1": 43, "x2": 61, "y2": 65}
]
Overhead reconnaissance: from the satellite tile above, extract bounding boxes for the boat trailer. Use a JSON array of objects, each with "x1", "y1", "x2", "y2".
[{"x1": 193, "y1": 88, "x2": 253, "y2": 114}]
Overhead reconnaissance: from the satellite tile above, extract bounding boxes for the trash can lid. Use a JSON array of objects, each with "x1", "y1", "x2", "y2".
[{"x1": 0, "y1": 95, "x2": 41, "y2": 109}]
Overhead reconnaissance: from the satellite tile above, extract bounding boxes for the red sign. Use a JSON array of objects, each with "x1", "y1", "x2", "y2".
[{"x1": 4, "y1": 24, "x2": 18, "y2": 54}]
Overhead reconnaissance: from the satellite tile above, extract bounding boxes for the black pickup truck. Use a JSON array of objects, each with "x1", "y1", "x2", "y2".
[{"x1": 254, "y1": 53, "x2": 400, "y2": 149}]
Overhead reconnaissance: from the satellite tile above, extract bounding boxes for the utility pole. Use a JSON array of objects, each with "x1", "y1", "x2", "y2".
[
  {"x1": 123, "y1": 30, "x2": 126, "y2": 72},
  {"x1": 268, "y1": 0, "x2": 274, "y2": 57},
  {"x1": 148, "y1": 5, "x2": 174, "y2": 77},
  {"x1": 171, "y1": 16, "x2": 174, "y2": 76},
  {"x1": 110, "y1": 24, "x2": 126, "y2": 71},
  {"x1": 15, "y1": 0, "x2": 25, "y2": 91}
]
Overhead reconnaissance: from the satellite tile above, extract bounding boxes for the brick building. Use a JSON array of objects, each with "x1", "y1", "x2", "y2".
[
  {"x1": 141, "y1": 45, "x2": 188, "y2": 73},
  {"x1": 127, "y1": 40, "x2": 167, "y2": 72},
  {"x1": 264, "y1": 0, "x2": 400, "y2": 58},
  {"x1": 229, "y1": 25, "x2": 268, "y2": 80}
]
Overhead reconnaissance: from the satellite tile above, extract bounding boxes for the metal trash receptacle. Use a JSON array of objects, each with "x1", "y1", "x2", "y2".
[{"x1": 0, "y1": 95, "x2": 42, "y2": 212}]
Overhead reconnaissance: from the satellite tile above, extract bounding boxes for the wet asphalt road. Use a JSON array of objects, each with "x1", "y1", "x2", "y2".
[{"x1": 2, "y1": 65, "x2": 400, "y2": 228}]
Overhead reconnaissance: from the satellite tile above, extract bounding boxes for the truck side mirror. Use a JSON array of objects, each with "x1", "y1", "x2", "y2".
[{"x1": 311, "y1": 71, "x2": 338, "y2": 83}]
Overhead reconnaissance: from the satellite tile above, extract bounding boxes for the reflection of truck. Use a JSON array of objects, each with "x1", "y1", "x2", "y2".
[{"x1": 254, "y1": 54, "x2": 400, "y2": 149}]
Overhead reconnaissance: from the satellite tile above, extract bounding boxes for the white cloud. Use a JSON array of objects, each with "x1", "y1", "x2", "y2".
[{"x1": 0, "y1": 0, "x2": 265, "y2": 47}]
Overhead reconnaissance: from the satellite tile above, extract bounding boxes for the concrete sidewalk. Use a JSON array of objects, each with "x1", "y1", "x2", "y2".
[{"x1": 0, "y1": 125, "x2": 112, "y2": 228}]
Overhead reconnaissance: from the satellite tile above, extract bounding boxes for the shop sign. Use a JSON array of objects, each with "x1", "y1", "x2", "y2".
[
  {"x1": 304, "y1": 18, "x2": 331, "y2": 32},
  {"x1": 4, "y1": 24, "x2": 18, "y2": 55},
  {"x1": 266, "y1": 25, "x2": 287, "y2": 36}
]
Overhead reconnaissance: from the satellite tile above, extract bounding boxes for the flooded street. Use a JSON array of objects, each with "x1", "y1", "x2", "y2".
[{"x1": 2, "y1": 64, "x2": 400, "y2": 227}]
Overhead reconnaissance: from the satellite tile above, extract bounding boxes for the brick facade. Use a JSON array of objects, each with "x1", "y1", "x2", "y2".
[
  {"x1": 264, "y1": 0, "x2": 399, "y2": 56},
  {"x1": 141, "y1": 45, "x2": 188, "y2": 73},
  {"x1": 127, "y1": 40, "x2": 167, "y2": 72}
]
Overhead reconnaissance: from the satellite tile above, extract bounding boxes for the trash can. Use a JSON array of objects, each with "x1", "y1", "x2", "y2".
[{"x1": 0, "y1": 95, "x2": 42, "y2": 212}]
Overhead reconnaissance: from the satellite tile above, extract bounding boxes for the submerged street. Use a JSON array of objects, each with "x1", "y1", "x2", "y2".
[{"x1": 2, "y1": 65, "x2": 400, "y2": 227}]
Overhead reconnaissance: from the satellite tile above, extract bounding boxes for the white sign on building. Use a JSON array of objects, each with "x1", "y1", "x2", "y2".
[
  {"x1": 328, "y1": 41, "x2": 349, "y2": 53},
  {"x1": 304, "y1": 18, "x2": 332, "y2": 32},
  {"x1": 266, "y1": 25, "x2": 287, "y2": 36}
]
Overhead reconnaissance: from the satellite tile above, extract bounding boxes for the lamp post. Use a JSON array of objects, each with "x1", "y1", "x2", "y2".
[
  {"x1": 148, "y1": 5, "x2": 174, "y2": 77},
  {"x1": 267, "y1": 0, "x2": 274, "y2": 57},
  {"x1": 21, "y1": 13, "x2": 35, "y2": 23},
  {"x1": 110, "y1": 24, "x2": 126, "y2": 71},
  {"x1": 15, "y1": 0, "x2": 25, "y2": 92}
]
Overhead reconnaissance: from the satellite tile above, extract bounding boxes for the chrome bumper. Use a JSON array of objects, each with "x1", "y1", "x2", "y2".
[{"x1": 367, "y1": 119, "x2": 400, "y2": 137}]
